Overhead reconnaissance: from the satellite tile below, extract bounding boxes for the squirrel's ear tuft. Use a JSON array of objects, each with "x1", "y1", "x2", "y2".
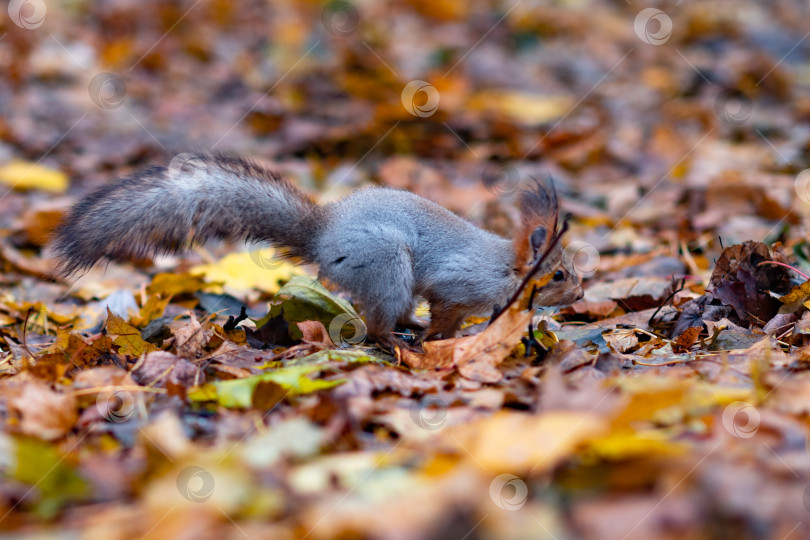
[
  {"x1": 518, "y1": 177, "x2": 558, "y2": 228},
  {"x1": 514, "y1": 177, "x2": 559, "y2": 269}
]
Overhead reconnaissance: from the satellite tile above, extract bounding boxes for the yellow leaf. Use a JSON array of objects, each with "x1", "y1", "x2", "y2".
[
  {"x1": 780, "y1": 279, "x2": 810, "y2": 305},
  {"x1": 191, "y1": 250, "x2": 300, "y2": 294},
  {"x1": 448, "y1": 411, "x2": 605, "y2": 473},
  {"x1": 0, "y1": 160, "x2": 68, "y2": 192},
  {"x1": 585, "y1": 431, "x2": 687, "y2": 461},
  {"x1": 468, "y1": 91, "x2": 573, "y2": 126},
  {"x1": 131, "y1": 294, "x2": 171, "y2": 327},
  {"x1": 146, "y1": 272, "x2": 212, "y2": 297},
  {"x1": 105, "y1": 308, "x2": 157, "y2": 356}
]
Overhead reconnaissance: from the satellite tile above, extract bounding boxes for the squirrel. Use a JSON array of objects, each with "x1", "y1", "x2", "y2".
[{"x1": 51, "y1": 153, "x2": 584, "y2": 348}]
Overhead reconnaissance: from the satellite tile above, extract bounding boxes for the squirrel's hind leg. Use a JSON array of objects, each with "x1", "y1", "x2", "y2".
[
  {"x1": 396, "y1": 300, "x2": 428, "y2": 331},
  {"x1": 417, "y1": 301, "x2": 467, "y2": 343}
]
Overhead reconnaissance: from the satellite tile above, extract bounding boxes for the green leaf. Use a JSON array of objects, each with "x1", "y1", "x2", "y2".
[
  {"x1": 253, "y1": 275, "x2": 365, "y2": 341},
  {"x1": 188, "y1": 364, "x2": 345, "y2": 408},
  {"x1": 285, "y1": 349, "x2": 380, "y2": 366},
  {"x1": 7, "y1": 435, "x2": 88, "y2": 518}
]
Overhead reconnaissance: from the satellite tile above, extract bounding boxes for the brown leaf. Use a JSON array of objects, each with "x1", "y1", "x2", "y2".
[
  {"x1": 173, "y1": 314, "x2": 212, "y2": 359},
  {"x1": 5, "y1": 374, "x2": 77, "y2": 440},
  {"x1": 457, "y1": 361, "x2": 503, "y2": 383},
  {"x1": 673, "y1": 326, "x2": 701, "y2": 352},
  {"x1": 400, "y1": 274, "x2": 554, "y2": 371},
  {"x1": 561, "y1": 300, "x2": 619, "y2": 318},
  {"x1": 297, "y1": 320, "x2": 335, "y2": 351},
  {"x1": 132, "y1": 350, "x2": 203, "y2": 388},
  {"x1": 245, "y1": 309, "x2": 296, "y2": 349}
]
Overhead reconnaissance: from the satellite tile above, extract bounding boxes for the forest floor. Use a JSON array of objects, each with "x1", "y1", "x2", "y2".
[{"x1": 2, "y1": 0, "x2": 810, "y2": 539}]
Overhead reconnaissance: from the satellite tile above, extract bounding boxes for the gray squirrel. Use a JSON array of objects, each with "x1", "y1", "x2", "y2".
[{"x1": 52, "y1": 153, "x2": 583, "y2": 348}]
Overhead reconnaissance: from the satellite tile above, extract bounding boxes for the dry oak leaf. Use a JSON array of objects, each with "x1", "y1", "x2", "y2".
[{"x1": 5, "y1": 374, "x2": 77, "y2": 440}]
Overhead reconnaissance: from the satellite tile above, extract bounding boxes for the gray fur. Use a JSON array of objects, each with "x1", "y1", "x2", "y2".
[
  {"x1": 316, "y1": 188, "x2": 520, "y2": 333},
  {"x1": 52, "y1": 153, "x2": 324, "y2": 275}
]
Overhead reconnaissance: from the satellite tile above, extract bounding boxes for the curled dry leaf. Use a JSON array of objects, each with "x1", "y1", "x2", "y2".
[
  {"x1": 297, "y1": 320, "x2": 335, "y2": 351},
  {"x1": 603, "y1": 328, "x2": 639, "y2": 353},
  {"x1": 173, "y1": 313, "x2": 213, "y2": 358},
  {"x1": 5, "y1": 375, "x2": 77, "y2": 441},
  {"x1": 132, "y1": 350, "x2": 203, "y2": 388}
]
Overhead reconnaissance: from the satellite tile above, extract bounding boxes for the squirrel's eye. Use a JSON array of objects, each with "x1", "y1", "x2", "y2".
[{"x1": 553, "y1": 270, "x2": 565, "y2": 281}]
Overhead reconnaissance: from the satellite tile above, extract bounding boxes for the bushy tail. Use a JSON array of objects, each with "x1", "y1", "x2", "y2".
[{"x1": 52, "y1": 153, "x2": 326, "y2": 274}]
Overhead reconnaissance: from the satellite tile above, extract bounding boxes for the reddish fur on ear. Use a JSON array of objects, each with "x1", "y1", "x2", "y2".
[{"x1": 513, "y1": 178, "x2": 559, "y2": 269}]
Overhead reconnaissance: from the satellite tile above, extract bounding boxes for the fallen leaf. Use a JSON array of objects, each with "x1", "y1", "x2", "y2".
[
  {"x1": 0, "y1": 160, "x2": 68, "y2": 192},
  {"x1": 105, "y1": 308, "x2": 158, "y2": 357},
  {"x1": 5, "y1": 375, "x2": 77, "y2": 440},
  {"x1": 188, "y1": 364, "x2": 344, "y2": 408},
  {"x1": 266, "y1": 276, "x2": 365, "y2": 341},
  {"x1": 172, "y1": 313, "x2": 213, "y2": 358},
  {"x1": 468, "y1": 91, "x2": 574, "y2": 126},
  {"x1": 448, "y1": 410, "x2": 605, "y2": 473},
  {"x1": 191, "y1": 250, "x2": 300, "y2": 294}
]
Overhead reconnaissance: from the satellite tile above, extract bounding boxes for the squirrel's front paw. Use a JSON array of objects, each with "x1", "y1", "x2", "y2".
[{"x1": 371, "y1": 332, "x2": 421, "y2": 355}]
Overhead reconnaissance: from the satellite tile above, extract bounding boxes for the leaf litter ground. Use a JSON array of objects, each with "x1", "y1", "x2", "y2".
[{"x1": 2, "y1": 0, "x2": 810, "y2": 539}]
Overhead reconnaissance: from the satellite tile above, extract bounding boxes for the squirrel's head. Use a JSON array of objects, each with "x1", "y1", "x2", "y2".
[{"x1": 513, "y1": 178, "x2": 584, "y2": 306}]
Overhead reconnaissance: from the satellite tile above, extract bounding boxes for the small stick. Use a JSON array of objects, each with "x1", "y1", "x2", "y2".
[
  {"x1": 521, "y1": 321, "x2": 546, "y2": 357},
  {"x1": 224, "y1": 305, "x2": 249, "y2": 331},
  {"x1": 648, "y1": 276, "x2": 686, "y2": 327},
  {"x1": 21, "y1": 307, "x2": 35, "y2": 360}
]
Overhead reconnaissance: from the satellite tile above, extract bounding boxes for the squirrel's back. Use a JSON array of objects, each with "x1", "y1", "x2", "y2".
[{"x1": 318, "y1": 187, "x2": 518, "y2": 313}]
